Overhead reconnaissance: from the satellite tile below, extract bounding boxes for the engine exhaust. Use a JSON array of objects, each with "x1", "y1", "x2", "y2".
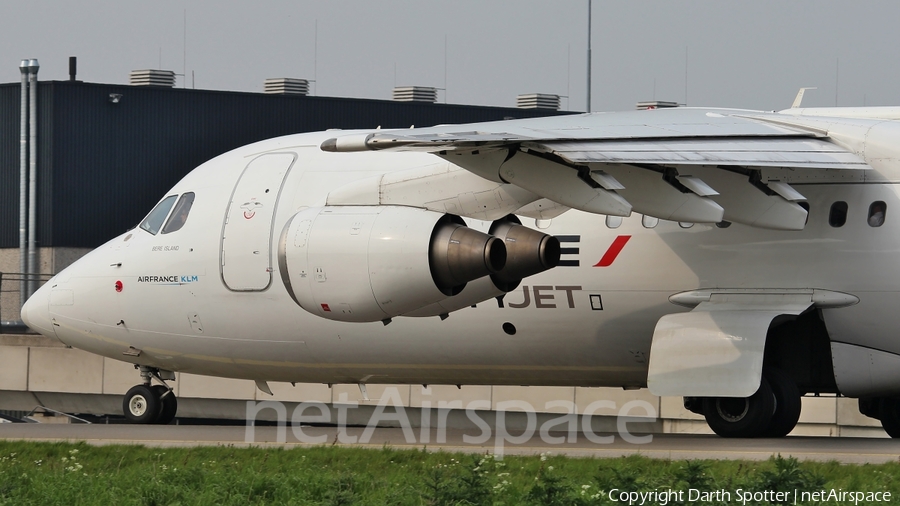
[
  {"x1": 406, "y1": 216, "x2": 561, "y2": 318},
  {"x1": 429, "y1": 219, "x2": 506, "y2": 295},
  {"x1": 489, "y1": 218, "x2": 561, "y2": 291}
]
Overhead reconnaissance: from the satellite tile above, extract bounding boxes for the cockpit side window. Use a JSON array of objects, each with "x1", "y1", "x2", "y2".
[
  {"x1": 162, "y1": 192, "x2": 196, "y2": 234},
  {"x1": 139, "y1": 195, "x2": 178, "y2": 235}
]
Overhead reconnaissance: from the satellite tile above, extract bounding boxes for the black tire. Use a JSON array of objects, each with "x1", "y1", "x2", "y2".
[
  {"x1": 123, "y1": 384, "x2": 161, "y2": 424},
  {"x1": 881, "y1": 399, "x2": 900, "y2": 438},
  {"x1": 703, "y1": 376, "x2": 775, "y2": 438},
  {"x1": 761, "y1": 368, "x2": 802, "y2": 438},
  {"x1": 152, "y1": 385, "x2": 178, "y2": 425}
]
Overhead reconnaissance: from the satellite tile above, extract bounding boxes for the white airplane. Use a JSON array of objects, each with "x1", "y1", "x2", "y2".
[{"x1": 20, "y1": 102, "x2": 900, "y2": 439}]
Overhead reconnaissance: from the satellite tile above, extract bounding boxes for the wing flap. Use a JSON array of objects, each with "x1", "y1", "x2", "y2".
[{"x1": 533, "y1": 138, "x2": 868, "y2": 169}]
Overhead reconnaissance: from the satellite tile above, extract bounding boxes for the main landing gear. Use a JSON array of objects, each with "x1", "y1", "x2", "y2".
[
  {"x1": 123, "y1": 366, "x2": 178, "y2": 424},
  {"x1": 685, "y1": 368, "x2": 802, "y2": 438},
  {"x1": 858, "y1": 397, "x2": 900, "y2": 438}
]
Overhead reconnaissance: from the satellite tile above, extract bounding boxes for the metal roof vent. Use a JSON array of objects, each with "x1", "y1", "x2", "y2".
[
  {"x1": 129, "y1": 70, "x2": 176, "y2": 87},
  {"x1": 636, "y1": 100, "x2": 679, "y2": 110},
  {"x1": 393, "y1": 86, "x2": 437, "y2": 103},
  {"x1": 264, "y1": 78, "x2": 309, "y2": 96},
  {"x1": 516, "y1": 93, "x2": 560, "y2": 110}
]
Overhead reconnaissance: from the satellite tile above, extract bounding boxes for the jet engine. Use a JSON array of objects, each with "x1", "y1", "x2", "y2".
[
  {"x1": 278, "y1": 206, "x2": 506, "y2": 322},
  {"x1": 405, "y1": 216, "x2": 561, "y2": 317}
]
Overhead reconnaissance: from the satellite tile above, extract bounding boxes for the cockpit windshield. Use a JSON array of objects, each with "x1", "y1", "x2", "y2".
[
  {"x1": 162, "y1": 192, "x2": 195, "y2": 234},
  {"x1": 139, "y1": 195, "x2": 177, "y2": 235}
]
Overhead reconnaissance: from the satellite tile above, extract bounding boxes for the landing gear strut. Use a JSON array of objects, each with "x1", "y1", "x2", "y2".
[
  {"x1": 123, "y1": 366, "x2": 178, "y2": 424},
  {"x1": 688, "y1": 367, "x2": 802, "y2": 438}
]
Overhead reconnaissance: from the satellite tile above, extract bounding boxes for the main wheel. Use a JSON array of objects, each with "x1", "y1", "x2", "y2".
[
  {"x1": 761, "y1": 368, "x2": 802, "y2": 438},
  {"x1": 123, "y1": 384, "x2": 161, "y2": 424},
  {"x1": 152, "y1": 385, "x2": 178, "y2": 425},
  {"x1": 881, "y1": 399, "x2": 900, "y2": 438},
  {"x1": 703, "y1": 376, "x2": 775, "y2": 438}
]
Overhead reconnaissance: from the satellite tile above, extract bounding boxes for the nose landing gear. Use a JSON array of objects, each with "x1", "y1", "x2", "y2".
[{"x1": 123, "y1": 366, "x2": 178, "y2": 424}]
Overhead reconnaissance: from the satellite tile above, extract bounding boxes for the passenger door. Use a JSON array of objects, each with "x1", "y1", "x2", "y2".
[{"x1": 221, "y1": 153, "x2": 296, "y2": 291}]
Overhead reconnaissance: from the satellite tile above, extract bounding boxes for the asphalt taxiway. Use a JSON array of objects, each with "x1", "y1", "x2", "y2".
[{"x1": 1, "y1": 424, "x2": 897, "y2": 463}]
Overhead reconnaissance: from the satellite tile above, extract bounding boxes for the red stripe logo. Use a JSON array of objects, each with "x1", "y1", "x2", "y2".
[{"x1": 593, "y1": 235, "x2": 631, "y2": 267}]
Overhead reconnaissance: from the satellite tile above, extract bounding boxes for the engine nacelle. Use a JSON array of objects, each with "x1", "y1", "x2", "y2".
[
  {"x1": 278, "y1": 206, "x2": 505, "y2": 322},
  {"x1": 405, "y1": 216, "x2": 560, "y2": 317}
]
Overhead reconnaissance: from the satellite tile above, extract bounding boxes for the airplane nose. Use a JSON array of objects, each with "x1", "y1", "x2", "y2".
[{"x1": 21, "y1": 282, "x2": 57, "y2": 339}]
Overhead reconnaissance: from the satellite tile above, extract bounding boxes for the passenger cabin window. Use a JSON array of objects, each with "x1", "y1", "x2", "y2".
[
  {"x1": 139, "y1": 195, "x2": 177, "y2": 235},
  {"x1": 868, "y1": 201, "x2": 887, "y2": 227},
  {"x1": 162, "y1": 192, "x2": 196, "y2": 234},
  {"x1": 829, "y1": 201, "x2": 848, "y2": 227},
  {"x1": 605, "y1": 215, "x2": 623, "y2": 229},
  {"x1": 642, "y1": 215, "x2": 659, "y2": 229}
]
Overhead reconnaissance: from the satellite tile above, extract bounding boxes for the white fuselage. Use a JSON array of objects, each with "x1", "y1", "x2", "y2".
[{"x1": 23, "y1": 116, "x2": 900, "y2": 391}]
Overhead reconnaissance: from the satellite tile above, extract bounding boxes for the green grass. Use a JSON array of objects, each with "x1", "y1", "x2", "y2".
[{"x1": 0, "y1": 441, "x2": 897, "y2": 505}]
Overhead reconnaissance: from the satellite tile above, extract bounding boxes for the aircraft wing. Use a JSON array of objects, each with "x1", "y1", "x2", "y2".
[{"x1": 322, "y1": 108, "x2": 870, "y2": 230}]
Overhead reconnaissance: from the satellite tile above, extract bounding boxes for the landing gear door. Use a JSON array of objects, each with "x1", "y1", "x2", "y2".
[
  {"x1": 647, "y1": 293, "x2": 812, "y2": 398},
  {"x1": 221, "y1": 153, "x2": 296, "y2": 291}
]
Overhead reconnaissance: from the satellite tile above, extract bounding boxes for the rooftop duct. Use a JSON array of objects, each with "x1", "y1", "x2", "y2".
[
  {"x1": 516, "y1": 93, "x2": 560, "y2": 110},
  {"x1": 636, "y1": 100, "x2": 679, "y2": 110},
  {"x1": 264, "y1": 78, "x2": 309, "y2": 96},
  {"x1": 129, "y1": 70, "x2": 176, "y2": 87},
  {"x1": 393, "y1": 86, "x2": 437, "y2": 103}
]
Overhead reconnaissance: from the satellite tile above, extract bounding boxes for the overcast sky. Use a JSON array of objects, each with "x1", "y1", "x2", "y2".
[{"x1": 3, "y1": 1, "x2": 899, "y2": 112}]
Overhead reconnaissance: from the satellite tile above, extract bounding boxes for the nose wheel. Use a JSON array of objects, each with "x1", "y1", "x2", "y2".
[
  {"x1": 152, "y1": 385, "x2": 179, "y2": 425},
  {"x1": 122, "y1": 367, "x2": 178, "y2": 424}
]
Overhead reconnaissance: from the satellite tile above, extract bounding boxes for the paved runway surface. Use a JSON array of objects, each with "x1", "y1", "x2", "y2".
[{"x1": 1, "y1": 424, "x2": 898, "y2": 463}]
